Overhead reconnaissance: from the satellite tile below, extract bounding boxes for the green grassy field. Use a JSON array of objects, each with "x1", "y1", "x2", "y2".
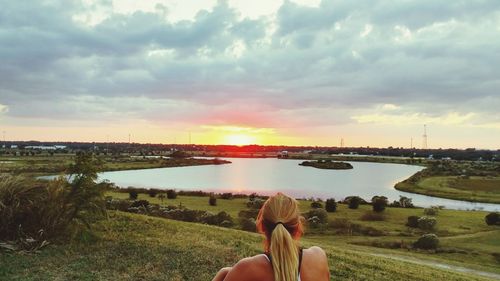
[
  {"x1": 0, "y1": 155, "x2": 228, "y2": 176},
  {"x1": 1, "y1": 211, "x2": 497, "y2": 281},
  {"x1": 106, "y1": 192, "x2": 500, "y2": 275},
  {"x1": 395, "y1": 176, "x2": 500, "y2": 204}
]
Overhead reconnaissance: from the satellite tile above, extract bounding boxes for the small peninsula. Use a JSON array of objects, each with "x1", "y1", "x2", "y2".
[{"x1": 299, "y1": 160, "x2": 353, "y2": 170}]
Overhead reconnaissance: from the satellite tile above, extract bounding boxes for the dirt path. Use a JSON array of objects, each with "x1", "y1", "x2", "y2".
[{"x1": 369, "y1": 253, "x2": 500, "y2": 280}]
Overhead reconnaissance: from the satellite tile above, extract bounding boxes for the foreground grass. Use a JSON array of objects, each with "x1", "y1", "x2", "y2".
[
  {"x1": 395, "y1": 176, "x2": 500, "y2": 204},
  {"x1": 0, "y1": 211, "x2": 495, "y2": 281},
  {"x1": 107, "y1": 192, "x2": 500, "y2": 274}
]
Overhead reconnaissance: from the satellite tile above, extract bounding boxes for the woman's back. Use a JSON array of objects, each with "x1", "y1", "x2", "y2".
[
  {"x1": 212, "y1": 193, "x2": 330, "y2": 281},
  {"x1": 218, "y1": 246, "x2": 329, "y2": 281}
]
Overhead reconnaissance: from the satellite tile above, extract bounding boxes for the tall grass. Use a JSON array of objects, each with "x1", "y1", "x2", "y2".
[{"x1": 0, "y1": 152, "x2": 107, "y2": 250}]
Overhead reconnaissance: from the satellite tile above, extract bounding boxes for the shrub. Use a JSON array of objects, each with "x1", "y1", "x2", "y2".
[
  {"x1": 166, "y1": 189, "x2": 177, "y2": 199},
  {"x1": 304, "y1": 209, "x2": 328, "y2": 224},
  {"x1": 247, "y1": 198, "x2": 265, "y2": 209},
  {"x1": 148, "y1": 189, "x2": 158, "y2": 198},
  {"x1": 325, "y1": 198, "x2": 337, "y2": 212},
  {"x1": 360, "y1": 212, "x2": 385, "y2": 221},
  {"x1": 238, "y1": 209, "x2": 259, "y2": 219},
  {"x1": 157, "y1": 193, "x2": 165, "y2": 202},
  {"x1": 406, "y1": 216, "x2": 420, "y2": 228},
  {"x1": 348, "y1": 196, "x2": 362, "y2": 209},
  {"x1": 311, "y1": 201, "x2": 323, "y2": 209},
  {"x1": 220, "y1": 192, "x2": 233, "y2": 200},
  {"x1": 106, "y1": 198, "x2": 131, "y2": 211},
  {"x1": 372, "y1": 196, "x2": 388, "y2": 212},
  {"x1": 240, "y1": 217, "x2": 256, "y2": 232},
  {"x1": 0, "y1": 153, "x2": 107, "y2": 249},
  {"x1": 329, "y1": 218, "x2": 352, "y2": 230},
  {"x1": 129, "y1": 190, "x2": 138, "y2": 200},
  {"x1": 130, "y1": 200, "x2": 149, "y2": 208},
  {"x1": 485, "y1": 212, "x2": 500, "y2": 226},
  {"x1": 424, "y1": 207, "x2": 439, "y2": 216},
  {"x1": 209, "y1": 194, "x2": 217, "y2": 206},
  {"x1": 414, "y1": 234, "x2": 439, "y2": 250},
  {"x1": 418, "y1": 216, "x2": 437, "y2": 231},
  {"x1": 492, "y1": 253, "x2": 500, "y2": 263}
]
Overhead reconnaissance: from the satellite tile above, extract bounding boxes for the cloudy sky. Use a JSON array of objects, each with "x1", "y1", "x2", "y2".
[{"x1": 1, "y1": 0, "x2": 499, "y2": 149}]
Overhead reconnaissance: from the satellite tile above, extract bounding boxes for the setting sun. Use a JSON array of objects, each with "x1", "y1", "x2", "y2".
[{"x1": 223, "y1": 134, "x2": 256, "y2": 146}]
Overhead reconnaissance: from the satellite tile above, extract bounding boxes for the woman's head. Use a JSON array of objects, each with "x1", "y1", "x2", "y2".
[
  {"x1": 256, "y1": 193, "x2": 304, "y2": 281},
  {"x1": 256, "y1": 193, "x2": 304, "y2": 246}
]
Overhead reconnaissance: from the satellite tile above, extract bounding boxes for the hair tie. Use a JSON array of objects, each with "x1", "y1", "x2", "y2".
[{"x1": 276, "y1": 221, "x2": 285, "y2": 226}]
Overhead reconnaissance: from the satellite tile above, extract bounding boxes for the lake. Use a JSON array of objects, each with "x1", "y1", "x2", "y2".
[{"x1": 98, "y1": 158, "x2": 500, "y2": 211}]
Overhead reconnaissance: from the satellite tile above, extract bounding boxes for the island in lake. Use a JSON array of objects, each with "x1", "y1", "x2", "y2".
[{"x1": 299, "y1": 160, "x2": 353, "y2": 170}]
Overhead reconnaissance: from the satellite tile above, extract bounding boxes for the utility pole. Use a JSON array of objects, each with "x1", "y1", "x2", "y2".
[{"x1": 422, "y1": 125, "x2": 428, "y2": 149}]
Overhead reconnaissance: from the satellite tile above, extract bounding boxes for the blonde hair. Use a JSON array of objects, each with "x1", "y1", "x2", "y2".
[{"x1": 256, "y1": 193, "x2": 304, "y2": 281}]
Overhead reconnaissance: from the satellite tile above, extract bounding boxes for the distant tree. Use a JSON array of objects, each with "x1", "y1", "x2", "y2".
[
  {"x1": 158, "y1": 193, "x2": 165, "y2": 203},
  {"x1": 129, "y1": 190, "x2": 138, "y2": 200},
  {"x1": 399, "y1": 196, "x2": 414, "y2": 208},
  {"x1": 485, "y1": 212, "x2": 499, "y2": 226},
  {"x1": 148, "y1": 189, "x2": 158, "y2": 198},
  {"x1": 348, "y1": 196, "x2": 362, "y2": 209},
  {"x1": 311, "y1": 201, "x2": 323, "y2": 209},
  {"x1": 166, "y1": 189, "x2": 177, "y2": 199},
  {"x1": 325, "y1": 198, "x2": 337, "y2": 212},
  {"x1": 209, "y1": 194, "x2": 217, "y2": 206},
  {"x1": 372, "y1": 196, "x2": 388, "y2": 212},
  {"x1": 170, "y1": 150, "x2": 189, "y2": 158}
]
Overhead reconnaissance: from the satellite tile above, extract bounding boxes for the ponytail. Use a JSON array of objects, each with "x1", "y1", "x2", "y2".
[{"x1": 269, "y1": 224, "x2": 299, "y2": 281}]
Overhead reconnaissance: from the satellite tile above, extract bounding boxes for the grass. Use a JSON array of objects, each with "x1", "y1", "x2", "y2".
[
  {"x1": 105, "y1": 192, "x2": 500, "y2": 274},
  {"x1": 0, "y1": 155, "x2": 228, "y2": 176},
  {"x1": 0, "y1": 211, "x2": 496, "y2": 281},
  {"x1": 395, "y1": 176, "x2": 500, "y2": 204}
]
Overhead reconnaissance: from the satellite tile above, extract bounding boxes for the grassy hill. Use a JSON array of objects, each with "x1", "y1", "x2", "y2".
[{"x1": 0, "y1": 211, "x2": 496, "y2": 281}]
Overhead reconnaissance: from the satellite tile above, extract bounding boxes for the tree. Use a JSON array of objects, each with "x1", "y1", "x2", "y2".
[
  {"x1": 348, "y1": 196, "x2": 362, "y2": 209},
  {"x1": 372, "y1": 196, "x2": 388, "y2": 212},
  {"x1": 325, "y1": 198, "x2": 337, "y2": 212}
]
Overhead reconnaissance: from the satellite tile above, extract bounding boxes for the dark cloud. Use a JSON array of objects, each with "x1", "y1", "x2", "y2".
[{"x1": 0, "y1": 0, "x2": 499, "y2": 130}]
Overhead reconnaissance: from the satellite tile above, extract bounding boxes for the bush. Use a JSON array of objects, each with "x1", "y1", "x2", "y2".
[
  {"x1": 246, "y1": 198, "x2": 265, "y2": 209},
  {"x1": 240, "y1": 217, "x2": 256, "y2": 232},
  {"x1": 485, "y1": 212, "x2": 500, "y2": 226},
  {"x1": 166, "y1": 189, "x2": 177, "y2": 199},
  {"x1": 406, "y1": 216, "x2": 420, "y2": 228},
  {"x1": 348, "y1": 196, "x2": 362, "y2": 209},
  {"x1": 220, "y1": 192, "x2": 233, "y2": 200},
  {"x1": 372, "y1": 196, "x2": 388, "y2": 212},
  {"x1": 238, "y1": 209, "x2": 259, "y2": 219},
  {"x1": 414, "y1": 234, "x2": 439, "y2": 250},
  {"x1": 157, "y1": 193, "x2": 165, "y2": 202},
  {"x1": 129, "y1": 190, "x2": 138, "y2": 200},
  {"x1": 311, "y1": 201, "x2": 323, "y2": 209},
  {"x1": 424, "y1": 207, "x2": 439, "y2": 216},
  {"x1": 325, "y1": 198, "x2": 337, "y2": 212},
  {"x1": 418, "y1": 216, "x2": 437, "y2": 231},
  {"x1": 0, "y1": 153, "x2": 107, "y2": 249},
  {"x1": 209, "y1": 194, "x2": 217, "y2": 206},
  {"x1": 130, "y1": 200, "x2": 149, "y2": 208},
  {"x1": 329, "y1": 218, "x2": 352, "y2": 230},
  {"x1": 148, "y1": 189, "x2": 158, "y2": 198},
  {"x1": 360, "y1": 212, "x2": 385, "y2": 221},
  {"x1": 304, "y1": 209, "x2": 328, "y2": 224}
]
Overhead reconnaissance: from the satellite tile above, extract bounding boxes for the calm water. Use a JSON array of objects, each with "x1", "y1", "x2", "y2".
[{"x1": 97, "y1": 158, "x2": 500, "y2": 211}]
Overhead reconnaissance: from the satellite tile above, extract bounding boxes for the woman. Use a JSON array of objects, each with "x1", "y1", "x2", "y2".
[{"x1": 212, "y1": 193, "x2": 330, "y2": 281}]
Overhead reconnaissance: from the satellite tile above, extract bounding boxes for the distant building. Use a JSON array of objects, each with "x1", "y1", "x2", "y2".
[
  {"x1": 278, "y1": 151, "x2": 289, "y2": 158},
  {"x1": 25, "y1": 145, "x2": 66, "y2": 150}
]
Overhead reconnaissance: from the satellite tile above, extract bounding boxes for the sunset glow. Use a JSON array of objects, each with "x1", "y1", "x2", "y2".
[{"x1": 223, "y1": 134, "x2": 257, "y2": 146}]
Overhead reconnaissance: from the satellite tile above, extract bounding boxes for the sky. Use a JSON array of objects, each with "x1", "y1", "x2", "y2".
[{"x1": 0, "y1": 0, "x2": 499, "y2": 149}]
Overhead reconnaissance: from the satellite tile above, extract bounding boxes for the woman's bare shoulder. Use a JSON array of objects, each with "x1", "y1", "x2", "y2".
[
  {"x1": 304, "y1": 246, "x2": 327, "y2": 257},
  {"x1": 223, "y1": 254, "x2": 272, "y2": 281}
]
